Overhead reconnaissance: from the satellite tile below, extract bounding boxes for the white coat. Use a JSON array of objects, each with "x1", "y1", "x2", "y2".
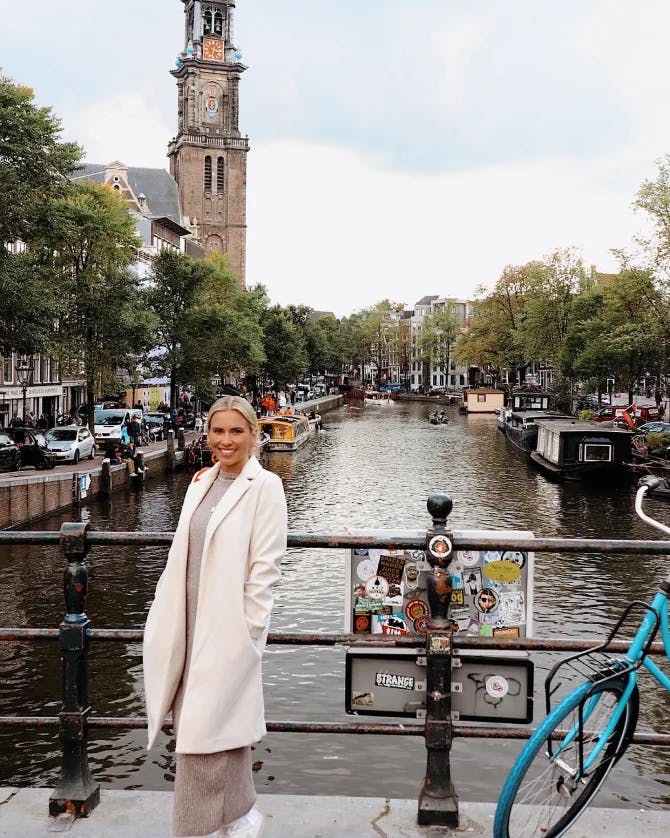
[{"x1": 143, "y1": 456, "x2": 287, "y2": 753}]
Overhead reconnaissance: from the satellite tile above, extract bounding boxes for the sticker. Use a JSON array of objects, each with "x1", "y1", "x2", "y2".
[
  {"x1": 375, "y1": 673, "x2": 415, "y2": 690},
  {"x1": 458, "y1": 550, "x2": 480, "y2": 567},
  {"x1": 479, "y1": 623, "x2": 494, "y2": 637},
  {"x1": 354, "y1": 596, "x2": 384, "y2": 613},
  {"x1": 485, "y1": 675, "x2": 509, "y2": 699},
  {"x1": 413, "y1": 615, "x2": 430, "y2": 635},
  {"x1": 482, "y1": 551, "x2": 502, "y2": 565},
  {"x1": 451, "y1": 573, "x2": 464, "y2": 589},
  {"x1": 372, "y1": 614, "x2": 411, "y2": 636},
  {"x1": 404, "y1": 563, "x2": 420, "y2": 590},
  {"x1": 352, "y1": 691, "x2": 373, "y2": 706},
  {"x1": 356, "y1": 558, "x2": 378, "y2": 582},
  {"x1": 354, "y1": 549, "x2": 369, "y2": 556},
  {"x1": 429, "y1": 634, "x2": 452, "y2": 653},
  {"x1": 450, "y1": 589, "x2": 465, "y2": 607},
  {"x1": 463, "y1": 568, "x2": 482, "y2": 596},
  {"x1": 482, "y1": 560, "x2": 521, "y2": 585},
  {"x1": 428, "y1": 534, "x2": 452, "y2": 560},
  {"x1": 364, "y1": 575, "x2": 389, "y2": 599},
  {"x1": 354, "y1": 613, "x2": 371, "y2": 633},
  {"x1": 475, "y1": 587, "x2": 500, "y2": 615},
  {"x1": 377, "y1": 554, "x2": 406, "y2": 585},
  {"x1": 405, "y1": 599, "x2": 429, "y2": 621},
  {"x1": 499, "y1": 591, "x2": 526, "y2": 624},
  {"x1": 493, "y1": 626, "x2": 520, "y2": 638},
  {"x1": 502, "y1": 551, "x2": 526, "y2": 568}
]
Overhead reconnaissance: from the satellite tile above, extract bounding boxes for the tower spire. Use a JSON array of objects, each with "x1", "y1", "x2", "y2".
[{"x1": 169, "y1": 0, "x2": 249, "y2": 285}]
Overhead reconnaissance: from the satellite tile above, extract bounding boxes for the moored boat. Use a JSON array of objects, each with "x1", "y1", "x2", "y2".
[
  {"x1": 529, "y1": 418, "x2": 632, "y2": 480},
  {"x1": 364, "y1": 391, "x2": 395, "y2": 406},
  {"x1": 503, "y1": 410, "x2": 571, "y2": 453},
  {"x1": 259, "y1": 413, "x2": 314, "y2": 451}
]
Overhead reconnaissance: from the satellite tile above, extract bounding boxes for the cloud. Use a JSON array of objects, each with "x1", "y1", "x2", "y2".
[{"x1": 246, "y1": 139, "x2": 645, "y2": 317}]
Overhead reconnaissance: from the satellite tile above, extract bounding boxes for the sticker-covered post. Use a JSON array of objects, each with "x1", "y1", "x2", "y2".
[{"x1": 418, "y1": 492, "x2": 459, "y2": 827}]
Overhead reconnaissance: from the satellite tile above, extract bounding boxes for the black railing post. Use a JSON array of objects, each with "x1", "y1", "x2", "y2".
[
  {"x1": 49, "y1": 522, "x2": 100, "y2": 817},
  {"x1": 418, "y1": 492, "x2": 459, "y2": 827}
]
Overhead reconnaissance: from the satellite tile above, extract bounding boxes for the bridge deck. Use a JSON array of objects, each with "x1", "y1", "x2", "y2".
[{"x1": 1, "y1": 788, "x2": 669, "y2": 836}]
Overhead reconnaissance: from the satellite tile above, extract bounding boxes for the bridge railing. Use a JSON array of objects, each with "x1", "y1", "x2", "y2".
[{"x1": 2, "y1": 495, "x2": 670, "y2": 827}]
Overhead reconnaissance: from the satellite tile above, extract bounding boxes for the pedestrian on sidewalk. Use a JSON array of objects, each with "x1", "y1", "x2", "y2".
[
  {"x1": 143, "y1": 395, "x2": 287, "y2": 838},
  {"x1": 128, "y1": 414, "x2": 142, "y2": 454}
]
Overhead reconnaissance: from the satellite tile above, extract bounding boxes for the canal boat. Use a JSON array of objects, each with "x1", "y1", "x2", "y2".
[
  {"x1": 259, "y1": 413, "x2": 314, "y2": 451},
  {"x1": 186, "y1": 431, "x2": 271, "y2": 468},
  {"x1": 364, "y1": 391, "x2": 395, "y2": 406},
  {"x1": 530, "y1": 418, "x2": 632, "y2": 480},
  {"x1": 503, "y1": 410, "x2": 571, "y2": 453},
  {"x1": 496, "y1": 388, "x2": 555, "y2": 433}
]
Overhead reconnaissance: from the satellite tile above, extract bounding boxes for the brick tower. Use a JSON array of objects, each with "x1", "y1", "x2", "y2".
[{"x1": 168, "y1": 0, "x2": 249, "y2": 285}]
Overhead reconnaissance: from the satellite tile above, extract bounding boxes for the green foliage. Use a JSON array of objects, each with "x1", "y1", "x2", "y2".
[
  {"x1": 645, "y1": 431, "x2": 670, "y2": 452},
  {"x1": 578, "y1": 409, "x2": 597, "y2": 421},
  {"x1": 31, "y1": 181, "x2": 151, "y2": 427},
  {"x1": 260, "y1": 306, "x2": 308, "y2": 388},
  {"x1": 0, "y1": 73, "x2": 81, "y2": 246}
]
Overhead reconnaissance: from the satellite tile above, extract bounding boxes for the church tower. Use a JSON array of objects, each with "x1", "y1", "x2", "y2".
[{"x1": 168, "y1": 0, "x2": 249, "y2": 285}]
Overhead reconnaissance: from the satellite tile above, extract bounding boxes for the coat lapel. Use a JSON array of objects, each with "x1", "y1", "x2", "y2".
[{"x1": 200, "y1": 457, "x2": 262, "y2": 570}]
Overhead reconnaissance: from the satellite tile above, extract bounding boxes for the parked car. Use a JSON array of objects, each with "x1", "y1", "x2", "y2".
[
  {"x1": 595, "y1": 405, "x2": 662, "y2": 428},
  {"x1": 143, "y1": 412, "x2": 169, "y2": 441},
  {"x1": 45, "y1": 426, "x2": 96, "y2": 464},
  {"x1": 5, "y1": 428, "x2": 56, "y2": 470},
  {"x1": 0, "y1": 431, "x2": 21, "y2": 472},
  {"x1": 636, "y1": 421, "x2": 670, "y2": 437}
]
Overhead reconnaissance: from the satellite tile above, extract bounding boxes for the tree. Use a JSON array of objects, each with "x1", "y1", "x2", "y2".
[
  {"x1": 454, "y1": 267, "x2": 529, "y2": 388},
  {"x1": 32, "y1": 181, "x2": 153, "y2": 430},
  {"x1": 418, "y1": 302, "x2": 460, "y2": 389},
  {"x1": 0, "y1": 73, "x2": 81, "y2": 354},
  {"x1": 260, "y1": 306, "x2": 308, "y2": 389}
]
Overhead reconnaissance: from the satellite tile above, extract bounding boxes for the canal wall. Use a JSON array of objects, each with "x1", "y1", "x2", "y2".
[
  {"x1": 0, "y1": 444, "x2": 181, "y2": 530},
  {"x1": 0, "y1": 396, "x2": 343, "y2": 529}
]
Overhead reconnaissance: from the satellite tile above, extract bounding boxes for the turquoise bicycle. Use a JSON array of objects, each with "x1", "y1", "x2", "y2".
[{"x1": 494, "y1": 476, "x2": 670, "y2": 837}]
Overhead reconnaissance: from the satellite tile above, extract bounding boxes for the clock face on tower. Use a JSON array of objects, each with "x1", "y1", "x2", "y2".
[{"x1": 203, "y1": 37, "x2": 224, "y2": 62}]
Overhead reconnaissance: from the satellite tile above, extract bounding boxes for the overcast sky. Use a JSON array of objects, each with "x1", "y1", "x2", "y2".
[{"x1": 3, "y1": 0, "x2": 670, "y2": 316}]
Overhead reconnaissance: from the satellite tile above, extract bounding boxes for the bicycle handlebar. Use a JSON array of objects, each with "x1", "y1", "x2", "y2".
[{"x1": 635, "y1": 478, "x2": 670, "y2": 537}]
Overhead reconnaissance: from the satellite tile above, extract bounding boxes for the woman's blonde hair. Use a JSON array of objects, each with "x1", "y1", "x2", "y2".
[{"x1": 207, "y1": 396, "x2": 259, "y2": 460}]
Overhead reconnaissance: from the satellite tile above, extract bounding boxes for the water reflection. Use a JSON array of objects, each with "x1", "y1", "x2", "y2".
[{"x1": 1, "y1": 403, "x2": 670, "y2": 803}]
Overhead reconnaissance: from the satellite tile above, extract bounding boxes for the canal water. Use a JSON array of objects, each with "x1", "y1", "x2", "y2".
[{"x1": 2, "y1": 402, "x2": 670, "y2": 805}]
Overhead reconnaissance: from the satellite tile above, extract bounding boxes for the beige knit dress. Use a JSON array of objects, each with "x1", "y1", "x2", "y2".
[{"x1": 172, "y1": 470, "x2": 257, "y2": 837}]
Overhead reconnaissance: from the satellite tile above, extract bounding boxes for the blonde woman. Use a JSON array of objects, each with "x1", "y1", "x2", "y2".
[{"x1": 144, "y1": 396, "x2": 287, "y2": 837}]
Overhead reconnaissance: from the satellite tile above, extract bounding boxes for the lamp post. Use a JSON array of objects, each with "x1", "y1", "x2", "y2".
[{"x1": 15, "y1": 358, "x2": 34, "y2": 426}]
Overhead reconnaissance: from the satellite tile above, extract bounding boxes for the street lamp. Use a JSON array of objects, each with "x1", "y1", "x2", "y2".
[{"x1": 15, "y1": 358, "x2": 34, "y2": 426}]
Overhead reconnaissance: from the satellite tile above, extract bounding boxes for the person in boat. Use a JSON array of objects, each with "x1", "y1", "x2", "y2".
[
  {"x1": 437, "y1": 410, "x2": 446, "y2": 423},
  {"x1": 429, "y1": 410, "x2": 439, "y2": 424},
  {"x1": 143, "y1": 396, "x2": 287, "y2": 838}
]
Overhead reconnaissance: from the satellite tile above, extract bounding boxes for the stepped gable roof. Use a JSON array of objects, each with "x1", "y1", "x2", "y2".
[{"x1": 74, "y1": 163, "x2": 182, "y2": 225}]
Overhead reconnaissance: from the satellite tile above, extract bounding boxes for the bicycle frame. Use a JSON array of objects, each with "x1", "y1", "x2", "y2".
[{"x1": 550, "y1": 484, "x2": 670, "y2": 778}]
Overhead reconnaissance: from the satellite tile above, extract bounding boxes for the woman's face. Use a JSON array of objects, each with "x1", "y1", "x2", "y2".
[{"x1": 207, "y1": 410, "x2": 255, "y2": 474}]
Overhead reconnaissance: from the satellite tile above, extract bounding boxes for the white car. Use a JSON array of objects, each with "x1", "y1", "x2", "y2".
[{"x1": 45, "y1": 426, "x2": 96, "y2": 464}]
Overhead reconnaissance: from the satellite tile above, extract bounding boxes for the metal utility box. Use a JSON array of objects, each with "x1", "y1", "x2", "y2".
[{"x1": 345, "y1": 647, "x2": 534, "y2": 723}]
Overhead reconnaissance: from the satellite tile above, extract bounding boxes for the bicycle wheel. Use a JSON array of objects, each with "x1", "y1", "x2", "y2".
[{"x1": 494, "y1": 677, "x2": 638, "y2": 838}]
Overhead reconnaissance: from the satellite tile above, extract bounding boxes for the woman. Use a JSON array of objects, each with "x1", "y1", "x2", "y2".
[{"x1": 143, "y1": 396, "x2": 287, "y2": 838}]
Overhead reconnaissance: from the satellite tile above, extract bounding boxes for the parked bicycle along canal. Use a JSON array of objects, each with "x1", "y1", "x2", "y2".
[{"x1": 2, "y1": 402, "x2": 670, "y2": 807}]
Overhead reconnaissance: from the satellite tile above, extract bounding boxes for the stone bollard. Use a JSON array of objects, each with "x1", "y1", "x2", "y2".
[
  {"x1": 49, "y1": 522, "x2": 100, "y2": 817},
  {"x1": 177, "y1": 427, "x2": 185, "y2": 451},
  {"x1": 166, "y1": 430, "x2": 176, "y2": 472},
  {"x1": 133, "y1": 450, "x2": 146, "y2": 486},
  {"x1": 418, "y1": 492, "x2": 459, "y2": 828},
  {"x1": 100, "y1": 458, "x2": 112, "y2": 497}
]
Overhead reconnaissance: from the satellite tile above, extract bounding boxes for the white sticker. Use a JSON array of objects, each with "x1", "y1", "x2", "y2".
[{"x1": 485, "y1": 675, "x2": 509, "y2": 699}]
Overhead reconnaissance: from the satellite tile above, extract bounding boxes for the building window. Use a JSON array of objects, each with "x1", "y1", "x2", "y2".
[
  {"x1": 204, "y1": 156, "x2": 212, "y2": 192},
  {"x1": 203, "y1": 8, "x2": 224, "y2": 37},
  {"x1": 460, "y1": 375, "x2": 465, "y2": 385},
  {"x1": 3, "y1": 356, "x2": 13, "y2": 384},
  {"x1": 217, "y1": 157, "x2": 225, "y2": 193}
]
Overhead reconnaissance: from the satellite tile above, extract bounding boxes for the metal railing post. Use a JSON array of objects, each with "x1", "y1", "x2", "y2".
[
  {"x1": 49, "y1": 522, "x2": 100, "y2": 817},
  {"x1": 177, "y1": 427, "x2": 185, "y2": 451},
  {"x1": 418, "y1": 493, "x2": 459, "y2": 827}
]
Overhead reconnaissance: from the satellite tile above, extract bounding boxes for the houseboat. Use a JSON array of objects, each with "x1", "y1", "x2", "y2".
[
  {"x1": 496, "y1": 388, "x2": 555, "y2": 432},
  {"x1": 530, "y1": 418, "x2": 632, "y2": 480},
  {"x1": 259, "y1": 413, "x2": 314, "y2": 452},
  {"x1": 460, "y1": 389, "x2": 506, "y2": 414},
  {"x1": 187, "y1": 431, "x2": 271, "y2": 468},
  {"x1": 503, "y1": 410, "x2": 572, "y2": 453}
]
